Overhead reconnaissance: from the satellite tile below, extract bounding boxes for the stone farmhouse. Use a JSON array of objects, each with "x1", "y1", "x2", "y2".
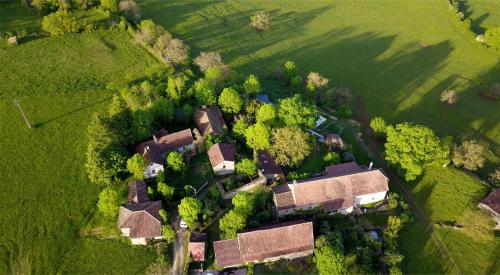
[
  {"x1": 207, "y1": 143, "x2": 237, "y2": 176},
  {"x1": 478, "y1": 188, "x2": 500, "y2": 229},
  {"x1": 213, "y1": 220, "x2": 314, "y2": 268},
  {"x1": 272, "y1": 162, "x2": 389, "y2": 217},
  {"x1": 135, "y1": 129, "x2": 195, "y2": 178},
  {"x1": 118, "y1": 181, "x2": 163, "y2": 245},
  {"x1": 194, "y1": 106, "x2": 226, "y2": 136}
]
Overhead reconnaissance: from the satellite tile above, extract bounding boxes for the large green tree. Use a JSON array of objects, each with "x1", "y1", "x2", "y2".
[
  {"x1": 218, "y1": 87, "x2": 243, "y2": 114},
  {"x1": 162, "y1": 224, "x2": 176, "y2": 245},
  {"x1": 236, "y1": 158, "x2": 258, "y2": 177},
  {"x1": 278, "y1": 94, "x2": 318, "y2": 129},
  {"x1": 219, "y1": 209, "x2": 246, "y2": 239},
  {"x1": 385, "y1": 123, "x2": 448, "y2": 181},
  {"x1": 97, "y1": 187, "x2": 120, "y2": 218},
  {"x1": 127, "y1": 153, "x2": 147, "y2": 179},
  {"x1": 313, "y1": 234, "x2": 347, "y2": 275},
  {"x1": 131, "y1": 109, "x2": 153, "y2": 143},
  {"x1": 232, "y1": 192, "x2": 255, "y2": 216},
  {"x1": 178, "y1": 197, "x2": 202, "y2": 228},
  {"x1": 245, "y1": 123, "x2": 271, "y2": 150},
  {"x1": 270, "y1": 127, "x2": 312, "y2": 167},
  {"x1": 255, "y1": 103, "x2": 277, "y2": 125},
  {"x1": 193, "y1": 79, "x2": 217, "y2": 106},
  {"x1": 243, "y1": 74, "x2": 262, "y2": 95},
  {"x1": 166, "y1": 151, "x2": 186, "y2": 172},
  {"x1": 152, "y1": 96, "x2": 175, "y2": 123}
]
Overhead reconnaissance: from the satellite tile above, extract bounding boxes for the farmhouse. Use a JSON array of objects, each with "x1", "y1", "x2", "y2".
[
  {"x1": 207, "y1": 143, "x2": 237, "y2": 176},
  {"x1": 135, "y1": 129, "x2": 195, "y2": 178},
  {"x1": 478, "y1": 188, "x2": 500, "y2": 229},
  {"x1": 213, "y1": 220, "x2": 314, "y2": 268},
  {"x1": 257, "y1": 150, "x2": 284, "y2": 181},
  {"x1": 194, "y1": 106, "x2": 226, "y2": 136},
  {"x1": 118, "y1": 181, "x2": 163, "y2": 245},
  {"x1": 272, "y1": 162, "x2": 389, "y2": 217},
  {"x1": 188, "y1": 233, "x2": 207, "y2": 262}
]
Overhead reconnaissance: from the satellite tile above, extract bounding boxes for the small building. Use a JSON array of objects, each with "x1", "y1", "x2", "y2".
[
  {"x1": 136, "y1": 129, "x2": 195, "y2": 178},
  {"x1": 195, "y1": 106, "x2": 226, "y2": 136},
  {"x1": 189, "y1": 233, "x2": 207, "y2": 262},
  {"x1": 256, "y1": 150, "x2": 284, "y2": 181},
  {"x1": 315, "y1": 115, "x2": 327, "y2": 128},
  {"x1": 213, "y1": 220, "x2": 314, "y2": 268},
  {"x1": 256, "y1": 94, "x2": 272, "y2": 104},
  {"x1": 118, "y1": 181, "x2": 163, "y2": 245},
  {"x1": 325, "y1": 134, "x2": 344, "y2": 151},
  {"x1": 207, "y1": 143, "x2": 237, "y2": 176},
  {"x1": 272, "y1": 162, "x2": 389, "y2": 217},
  {"x1": 478, "y1": 188, "x2": 500, "y2": 229}
]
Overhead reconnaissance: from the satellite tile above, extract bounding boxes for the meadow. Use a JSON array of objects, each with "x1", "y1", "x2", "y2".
[
  {"x1": 466, "y1": 0, "x2": 500, "y2": 32},
  {"x1": 1, "y1": 0, "x2": 499, "y2": 273},
  {"x1": 0, "y1": 29, "x2": 158, "y2": 273}
]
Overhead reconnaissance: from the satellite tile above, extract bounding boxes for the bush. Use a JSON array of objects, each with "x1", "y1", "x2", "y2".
[
  {"x1": 97, "y1": 187, "x2": 120, "y2": 218},
  {"x1": 440, "y1": 89, "x2": 458, "y2": 104},
  {"x1": 341, "y1": 151, "x2": 355, "y2": 163},
  {"x1": 451, "y1": 139, "x2": 485, "y2": 171},
  {"x1": 236, "y1": 158, "x2": 258, "y2": 177},
  {"x1": 250, "y1": 11, "x2": 270, "y2": 31},
  {"x1": 388, "y1": 193, "x2": 400, "y2": 209},
  {"x1": 42, "y1": 10, "x2": 83, "y2": 35},
  {"x1": 338, "y1": 106, "x2": 352, "y2": 118},
  {"x1": 324, "y1": 152, "x2": 341, "y2": 165},
  {"x1": 485, "y1": 27, "x2": 500, "y2": 50},
  {"x1": 370, "y1": 117, "x2": 387, "y2": 136},
  {"x1": 100, "y1": 0, "x2": 118, "y2": 12},
  {"x1": 324, "y1": 87, "x2": 352, "y2": 110},
  {"x1": 157, "y1": 182, "x2": 175, "y2": 199},
  {"x1": 194, "y1": 51, "x2": 224, "y2": 72},
  {"x1": 489, "y1": 168, "x2": 500, "y2": 186},
  {"x1": 162, "y1": 224, "x2": 175, "y2": 245}
]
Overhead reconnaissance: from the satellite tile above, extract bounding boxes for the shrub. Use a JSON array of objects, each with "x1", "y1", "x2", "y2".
[
  {"x1": 178, "y1": 197, "x2": 202, "y2": 228},
  {"x1": 338, "y1": 106, "x2": 352, "y2": 118},
  {"x1": 440, "y1": 89, "x2": 458, "y2": 104},
  {"x1": 159, "y1": 209, "x2": 168, "y2": 222},
  {"x1": 166, "y1": 151, "x2": 185, "y2": 172},
  {"x1": 282, "y1": 60, "x2": 297, "y2": 81},
  {"x1": 157, "y1": 182, "x2": 175, "y2": 199},
  {"x1": 324, "y1": 87, "x2": 352, "y2": 110},
  {"x1": 485, "y1": 27, "x2": 500, "y2": 49},
  {"x1": 162, "y1": 224, "x2": 175, "y2": 244},
  {"x1": 98, "y1": 187, "x2": 120, "y2": 218},
  {"x1": 291, "y1": 75, "x2": 303, "y2": 91},
  {"x1": 489, "y1": 168, "x2": 500, "y2": 186},
  {"x1": 127, "y1": 153, "x2": 147, "y2": 179},
  {"x1": 243, "y1": 74, "x2": 262, "y2": 95},
  {"x1": 341, "y1": 151, "x2": 355, "y2": 163},
  {"x1": 42, "y1": 10, "x2": 82, "y2": 35},
  {"x1": 136, "y1": 19, "x2": 164, "y2": 46},
  {"x1": 236, "y1": 158, "x2": 258, "y2": 177},
  {"x1": 370, "y1": 117, "x2": 387, "y2": 136},
  {"x1": 324, "y1": 152, "x2": 341, "y2": 165},
  {"x1": 306, "y1": 72, "x2": 329, "y2": 91},
  {"x1": 451, "y1": 139, "x2": 485, "y2": 171},
  {"x1": 100, "y1": 0, "x2": 118, "y2": 12},
  {"x1": 250, "y1": 11, "x2": 270, "y2": 31},
  {"x1": 388, "y1": 193, "x2": 400, "y2": 209},
  {"x1": 120, "y1": 0, "x2": 140, "y2": 23}
]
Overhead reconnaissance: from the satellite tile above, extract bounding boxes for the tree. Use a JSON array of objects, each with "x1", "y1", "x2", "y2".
[
  {"x1": 162, "y1": 224, "x2": 175, "y2": 245},
  {"x1": 485, "y1": 27, "x2": 500, "y2": 49},
  {"x1": 152, "y1": 97, "x2": 175, "y2": 123},
  {"x1": 193, "y1": 79, "x2": 217, "y2": 106},
  {"x1": 119, "y1": 0, "x2": 140, "y2": 23},
  {"x1": 250, "y1": 11, "x2": 270, "y2": 31},
  {"x1": 166, "y1": 151, "x2": 185, "y2": 172},
  {"x1": 166, "y1": 75, "x2": 187, "y2": 104},
  {"x1": 42, "y1": 10, "x2": 82, "y2": 35},
  {"x1": 163, "y1": 38, "x2": 189, "y2": 65},
  {"x1": 324, "y1": 87, "x2": 352, "y2": 110},
  {"x1": 440, "y1": 89, "x2": 458, "y2": 105},
  {"x1": 131, "y1": 109, "x2": 153, "y2": 142},
  {"x1": 136, "y1": 19, "x2": 164, "y2": 46},
  {"x1": 270, "y1": 127, "x2": 311, "y2": 167},
  {"x1": 157, "y1": 182, "x2": 175, "y2": 199},
  {"x1": 278, "y1": 94, "x2": 318, "y2": 129},
  {"x1": 306, "y1": 72, "x2": 329, "y2": 92},
  {"x1": 282, "y1": 60, "x2": 297, "y2": 81},
  {"x1": 232, "y1": 118, "x2": 249, "y2": 139},
  {"x1": 245, "y1": 123, "x2": 271, "y2": 150},
  {"x1": 219, "y1": 209, "x2": 246, "y2": 239},
  {"x1": 127, "y1": 153, "x2": 147, "y2": 179},
  {"x1": 194, "y1": 51, "x2": 224, "y2": 72},
  {"x1": 205, "y1": 66, "x2": 229, "y2": 88},
  {"x1": 218, "y1": 87, "x2": 243, "y2": 114},
  {"x1": 232, "y1": 192, "x2": 255, "y2": 216},
  {"x1": 98, "y1": 187, "x2": 120, "y2": 218},
  {"x1": 370, "y1": 117, "x2": 388, "y2": 136},
  {"x1": 236, "y1": 159, "x2": 258, "y2": 177},
  {"x1": 313, "y1": 241, "x2": 347, "y2": 275},
  {"x1": 451, "y1": 139, "x2": 485, "y2": 171},
  {"x1": 385, "y1": 123, "x2": 448, "y2": 181},
  {"x1": 255, "y1": 103, "x2": 276, "y2": 125},
  {"x1": 159, "y1": 209, "x2": 168, "y2": 222},
  {"x1": 384, "y1": 216, "x2": 402, "y2": 241},
  {"x1": 108, "y1": 95, "x2": 132, "y2": 132},
  {"x1": 100, "y1": 0, "x2": 118, "y2": 12},
  {"x1": 178, "y1": 197, "x2": 202, "y2": 228},
  {"x1": 153, "y1": 32, "x2": 173, "y2": 52},
  {"x1": 243, "y1": 74, "x2": 261, "y2": 95},
  {"x1": 489, "y1": 168, "x2": 500, "y2": 185}
]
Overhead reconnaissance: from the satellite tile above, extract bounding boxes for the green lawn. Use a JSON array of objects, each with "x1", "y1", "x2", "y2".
[
  {"x1": 466, "y1": 0, "x2": 500, "y2": 32},
  {"x1": 0, "y1": 0, "x2": 41, "y2": 34},
  {"x1": 0, "y1": 30, "x2": 158, "y2": 273}
]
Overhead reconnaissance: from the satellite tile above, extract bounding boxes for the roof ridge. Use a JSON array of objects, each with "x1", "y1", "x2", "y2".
[{"x1": 237, "y1": 220, "x2": 311, "y2": 236}]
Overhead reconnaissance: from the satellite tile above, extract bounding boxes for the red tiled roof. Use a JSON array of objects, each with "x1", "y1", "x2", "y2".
[
  {"x1": 257, "y1": 150, "x2": 284, "y2": 176},
  {"x1": 128, "y1": 180, "x2": 149, "y2": 203},
  {"x1": 195, "y1": 106, "x2": 226, "y2": 136},
  {"x1": 135, "y1": 129, "x2": 193, "y2": 164},
  {"x1": 118, "y1": 201, "x2": 162, "y2": 238},
  {"x1": 188, "y1": 233, "x2": 207, "y2": 262},
  {"x1": 325, "y1": 162, "x2": 363, "y2": 177},
  {"x1": 272, "y1": 184, "x2": 295, "y2": 210},
  {"x1": 481, "y1": 188, "x2": 500, "y2": 214},
  {"x1": 274, "y1": 169, "x2": 389, "y2": 211},
  {"x1": 207, "y1": 143, "x2": 237, "y2": 167},
  {"x1": 213, "y1": 221, "x2": 314, "y2": 268}
]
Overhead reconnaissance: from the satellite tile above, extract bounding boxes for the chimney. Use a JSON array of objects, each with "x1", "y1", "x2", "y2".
[
  {"x1": 368, "y1": 162, "x2": 373, "y2": 170},
  {"x1": 153, "y1": 135, "x2": 158, "y2": 143}
]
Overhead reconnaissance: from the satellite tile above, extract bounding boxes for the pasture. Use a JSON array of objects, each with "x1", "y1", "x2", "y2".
[
  {"x1": 0, "y1": 30, "x2": 157, "y2": 273},
  {"x1": 466, "y1": 0, "x2": 500, "y2": 32},
  {"x1": 0, "y1": 1, "x2": 41, "y2": 33}
]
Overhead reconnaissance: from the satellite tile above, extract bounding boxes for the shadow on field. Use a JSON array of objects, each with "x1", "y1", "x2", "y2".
[{"x1": 33, "y1": 96, "x2": 112, "y2": 128}]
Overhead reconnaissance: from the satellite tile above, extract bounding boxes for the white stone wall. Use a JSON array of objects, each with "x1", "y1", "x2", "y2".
[
  {"x1": 213, "y1": 160, "x2": 235, "y2": 175},
  {"x1": 354, "y1": 191, "x2": 387, "y2": 206},
  {"x1": 131, "y1": 238, "x2": 148, "y2": 245}
]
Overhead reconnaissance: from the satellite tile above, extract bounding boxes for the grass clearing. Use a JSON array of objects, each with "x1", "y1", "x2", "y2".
[
  {"x1": 0, "y1": 30, "x2": 158, "y2": 273},
  {"x1": 0, "y1": 1, "x2": 41, "y2": 34},
  {"x1": 466, "y1": 0, "x2": 500, "y2": 32}
]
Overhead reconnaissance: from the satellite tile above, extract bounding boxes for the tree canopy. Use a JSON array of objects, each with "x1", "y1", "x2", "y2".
[
  {"x1": 255, "y1": 103, "x2": 277, "y2": 125},
  {"x1": 236, "y1": 158, "x2": 258, "y2": 177},
  {"x1": 243, "y1": 74, "x2": 262, "y2": 95},
  {"x1": 127, "y1": 153, "x2": 147, "y2": 179},
  {"x1": 162, "y1": 224, "x2": 176, "y2": 245},
  {"x1": 178, "y1": 197, "x2": 202, "y2": 228},
  {"x1": 232, "y1": 192, "x2": 256, "y2": 216},
  {"x1": 219, "y1": 209, "x2": 246, "y2": 239},
  {"x1": 451, "y1": 139, "x2": 485, "y2": 171},
  {"x1": 218, "y1": 87, "x2": 243, "y2": 114},
  {"x1": 245, "y1": 123, "x2": 271, "y2": 150},
  {"x1": 385, "y1": 123, "x2": 448, "y2": 181},
  {"x1": 270, "y1": 127, "x2": 312, "y2": 167},
  {"x1": 166, "y1": 151, "x2": 186, "y2": 172},
  {"x1": 313, "y1": 235, "x2": 347, "y2": 275},
  {"x1": 193, "y1": 79, "x2": 217, "y2": 106},
  {"x1": 278, "y1": 94, "x2": 318, "y2": 129},
  {"x1": 97, "y1": 187, "x2": 120, "y2": 218},
  {"x1": 157, "y1": 182, "x2": 175, "y2": 199}
]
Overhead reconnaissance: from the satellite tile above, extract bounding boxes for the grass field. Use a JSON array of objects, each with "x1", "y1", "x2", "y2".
[
  {"x1": 466, "y1": 0, "x2": 500, "y2": 32},
  {"x1": 0, "y1": 1, "x2": 41, "y2": 33},
  {"x1": 0, "y1": 30, "x2": 158, "y2": 273}
]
